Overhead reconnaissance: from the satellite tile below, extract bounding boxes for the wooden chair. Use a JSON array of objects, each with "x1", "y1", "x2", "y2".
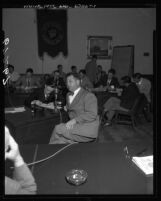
[{"x1": 113, "y1": 94, "x2": 145, "y2": 128}]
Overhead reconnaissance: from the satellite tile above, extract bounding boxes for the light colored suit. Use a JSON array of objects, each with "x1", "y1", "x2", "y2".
[
  {"x1": 5, "y1": 163, "x2": 37, "y2": 194},
  {"x1": 49, "y1": 88, "x2": 99, "y2": 143},
  {"x1": 137, "y1": 78, "x2": 151, "y2": 102}
]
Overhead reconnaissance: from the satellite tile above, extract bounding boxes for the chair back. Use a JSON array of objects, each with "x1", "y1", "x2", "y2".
[{"x1": 130, "y1": 94, "x2": 146, "y2": 116}]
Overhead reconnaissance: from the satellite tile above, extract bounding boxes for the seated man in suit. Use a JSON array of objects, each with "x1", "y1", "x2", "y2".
[
  {"x1": 79, "y1": 69, "x2": 93, "y2": 90},
  {"x1": 103, "y1": 76, "x2": 140, "y2": 126},
  {"x1": 105, "y1": 68, "x2": 119, "y2": 90},
  {"x1": 94, "y1": 65, "x2": 107, "y2": 88},
  {"x1": 49, "y1": 73, "x2": 99, "y2": 144},
  {"x1": 132, "y1": 73, "x2": 151, "y2": 103},
  {"x1": 24, "y1": 77, "x2": 65, "y2": 108},
  {"x1": 5, "y1": 126, "x2": 37, "y2": 194},
  {"x1": 16, "y1": 68, "x2": 40, "y2": 90},
  {"x1": 57, "y1": 64, "x2": 66, "y2": 82},
  {"x1": 7, "y1": 64, "x2": 20, "y2": 87}
]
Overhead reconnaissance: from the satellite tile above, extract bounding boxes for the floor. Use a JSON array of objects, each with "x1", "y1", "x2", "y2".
[{"x1": 97, "y1": 113, "x2": 153, "y2": 154}]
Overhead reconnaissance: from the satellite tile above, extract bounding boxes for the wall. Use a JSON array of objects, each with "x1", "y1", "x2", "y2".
[{"x1": 3, "y1": 8, "x2": 156, "y2": 74}]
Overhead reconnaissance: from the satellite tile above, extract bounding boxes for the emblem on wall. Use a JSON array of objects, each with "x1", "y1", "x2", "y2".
[{"x1": 41, "y1": 21, "x2": 64, "y2": 45}]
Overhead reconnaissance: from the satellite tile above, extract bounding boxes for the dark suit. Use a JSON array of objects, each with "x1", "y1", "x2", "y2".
[
  {"x1": 106, "y1": 76, "x2": 120, "y2": 88},
  {"x1": 120, "y1": 82, "x2": 140, "y2": 109},
  {"x1": 94, "y1": 71, "x2": 107, "y2": 87},
  {"x1": 104, "y1": 82, "x2": 140, "y2": 121},
  {"x1": 24, "y1": 87, "x2": 56, "y2": 108},
  {"x1": 49, "y1": 88, "x2": 99, "y2": 144}
]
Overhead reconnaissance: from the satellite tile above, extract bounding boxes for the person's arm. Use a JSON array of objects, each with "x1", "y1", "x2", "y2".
[{"x1": 5, "y1": 131, "x2": 37, "y2": 194}]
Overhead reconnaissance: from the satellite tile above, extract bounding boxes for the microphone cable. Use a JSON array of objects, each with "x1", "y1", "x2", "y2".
[{"x1": 10, "y1": 142, "x2": 78, "y2": 170}]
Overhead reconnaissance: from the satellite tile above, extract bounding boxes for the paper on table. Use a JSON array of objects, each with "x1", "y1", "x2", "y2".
[
  {"x1": 132, "y1": 155, "x2": 153, "y2": 175},
  {"x1": 5, "y1": 107, "x2": 26, "y2": 113}
]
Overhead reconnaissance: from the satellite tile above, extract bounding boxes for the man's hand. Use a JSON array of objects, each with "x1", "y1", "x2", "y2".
[
  {"x1": 5, "y1": 130, "x2": 24, "y2": 167},
  {"x1": 35, "y1": 100, "x2": 42, "y2": 106},
  {"x1": 65, "y1": 119, "x2": 76, "y2": 130},
  {"x1": 64, "y1": 106, "x2": 67, "y2": 111}
]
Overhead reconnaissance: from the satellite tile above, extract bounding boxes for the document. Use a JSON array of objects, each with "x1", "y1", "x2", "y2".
[{"x1": 132, "y1": 155, "x2": 153, "y2": 175}]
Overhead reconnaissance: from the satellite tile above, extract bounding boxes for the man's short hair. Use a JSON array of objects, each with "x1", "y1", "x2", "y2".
[
  {"x1": 8, "y1": 64, "x2": 14, "y2": 70},
  {"x1": 92, "y1": 55, "x2": 97, "y2": 59},
  {"x1": 132, "y1": 73, "x2": 142, "y2": 79},
  {"x1": 108, "y1": 68, "x2": 116, "y2": 75},
  {"x1": 57, "y1": 64, "x2": 62, "y2": 69},
  {"x1": 79, "y1": 69, "x2": 86, "y2": 75},
  {"x1": 71, "y1": 65, "x2": 77, "y2": 70},
  {"x1": 121, "y1": 76, "x2": 131, "y2": 84},
  {"x1": 26, "y1": 68, "x2": 33, "y2": 74},
  {"x1": 66, "y1": 72, "x2": 81, "y2": 81}
]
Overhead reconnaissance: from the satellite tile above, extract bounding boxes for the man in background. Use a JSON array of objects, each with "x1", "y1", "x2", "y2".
[
  {"x1": 70, "y1": 65, "x2": 78, "y2": 74},
  {"x1": 57, "y1": 64, "x2": 66, "y2": 82},
  {"x1": 105, "y1": 69, "x2": 119, "y2": 90},
  {"x1": 16, "y1": 68, "x2": 39, "y2": 89},
  {"x1": 5, "y1": 126, "x2": 37, "y2": 194},
  {"x1": 94, "y1": 65, "x2": 107, "y2": 88},
  {"x1": 79, "y1": 69, "x2": 93, "y2": 90},
  {"x1": 7, "y1": 64, "x2": 20, "y2": 87},
  {"x1": 85, "y1": 55, "x2": 98, "y2": 85},
  {"x1": 103, "y1": 76, "x2": 140, "y2": 125},
  {"x1": 132, "y1": 73, "x2": 151, "y2": 103}
]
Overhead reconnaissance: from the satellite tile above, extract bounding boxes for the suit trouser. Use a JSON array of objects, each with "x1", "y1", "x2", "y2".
[
  {"x1": 49, "y1": 123, "x2": 95, "y2": 144},
  {"x1": 103, "y1": 97, "x2": 128, "y2": 121}
]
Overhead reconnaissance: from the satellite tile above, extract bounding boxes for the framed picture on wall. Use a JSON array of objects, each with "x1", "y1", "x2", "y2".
[{"x1": 87, "y1": 36, "x2": 113, "y2": 59}]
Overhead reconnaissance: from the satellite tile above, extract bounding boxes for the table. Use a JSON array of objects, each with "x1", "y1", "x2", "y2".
[
  {"x1": 5, "y1": 108, "x2": 68, "y2": 144},
  {"x1": 5, "y1": 89, "x2": 33, "y2": 107},
  {"x1": 8, "y1": 142, "x2": 153, "y2": 194}
]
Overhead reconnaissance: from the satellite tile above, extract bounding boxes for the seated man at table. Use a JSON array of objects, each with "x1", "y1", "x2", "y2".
[
  {"x1": 7, "y1": 64, "x2": 20, "y2": 88},
  {"x1": 49, "y1": 72, "x2": 99, "y2": 144},
  {"x1": 94, "y1": 65, "x2": 107, "y2": 88},
  {"x1": 103, "y1": 76, "x2": 140, "y2": 126},
  {"x1": 24, "y1": 77, "x2": 65, "y2": 108},
  {"x1": 132, "y1": 73, "x2": 151, "y2": 103},
  {"x1": 16, "y1": 68, "x2": 40, "y2": 90},
  {"x1": 105, "y1": 69, "x2": 119, "y2": 90},
  {"x1": 5, "y1": 126, "x2": 37, "y2": 194},
  {"x1": 79, "y1": 69, "x2": 93, "y2": 90}
]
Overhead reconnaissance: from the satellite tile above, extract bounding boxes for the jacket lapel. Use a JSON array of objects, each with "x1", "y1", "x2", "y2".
[{"x1": 67, "y1": 88, "x2": 84, "y2": 108}]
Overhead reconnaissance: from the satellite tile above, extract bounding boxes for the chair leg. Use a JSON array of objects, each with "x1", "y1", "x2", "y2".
[{"x1": 131, "y1": 116, "x2": 137, "y2": 128}]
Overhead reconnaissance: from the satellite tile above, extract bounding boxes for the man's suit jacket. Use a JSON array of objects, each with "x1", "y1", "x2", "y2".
[
  {"x1": 106, "y1": 76, "x2": 120, "y2": 88},
  {"x1": 16, "y1": 76, "x2": 39, "y2": 88},
  {"x1": 66, "y1": 88, "x2": 99, "y2": 138},
  {"x1": 5, "y1": 163, "x2": 37, "y2": 194},
  {"x1": 120, "y1": 82, "x2": 140, "y2": 110},
  {"x1": 137, "y1": 78, "x2": 151, "y2": 102},
  {"x1": 94, "y1": 71, "x2": 107, "y2": 87},
  {"x1": 85, "y1": 60, "x2": 97, "y2": 83}
]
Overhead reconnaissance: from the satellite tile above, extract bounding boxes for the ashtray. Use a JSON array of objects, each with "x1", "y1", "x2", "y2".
[{"x1": 65, "y1": 169, "x2": 88, "y2": 186}]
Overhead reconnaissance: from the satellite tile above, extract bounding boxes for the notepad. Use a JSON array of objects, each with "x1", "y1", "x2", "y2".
[{"x1": 132, "y1": 155, "x2": 153, "y2": 176}]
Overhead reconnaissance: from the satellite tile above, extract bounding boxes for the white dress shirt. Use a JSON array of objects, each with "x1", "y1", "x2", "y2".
[{"x1": 69, "y1": 87, "x2": 81, "y2": 104}]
